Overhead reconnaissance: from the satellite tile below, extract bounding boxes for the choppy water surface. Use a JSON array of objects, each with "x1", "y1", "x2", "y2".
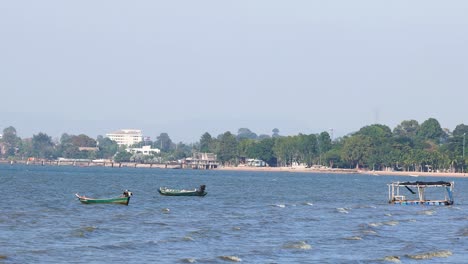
[{"x1": 0, "y1": 164, "x2": 467, "y2": 263}]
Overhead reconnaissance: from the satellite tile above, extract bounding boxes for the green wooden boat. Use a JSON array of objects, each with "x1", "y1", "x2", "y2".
[
  {"x1": 158, "y1": 185, "x2": 207, "y2": 196},
  {"x1": 75, "y1": 190, "x2": 132, "y2": 205}
]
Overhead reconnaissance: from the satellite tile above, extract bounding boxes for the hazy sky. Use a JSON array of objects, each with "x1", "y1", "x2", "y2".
[{"x1": 1, "y1": 1, "x2": 467, "y2": 143}]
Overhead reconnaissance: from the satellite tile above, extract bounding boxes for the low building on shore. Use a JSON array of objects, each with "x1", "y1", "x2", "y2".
[
  {"x1": 246, "y1": 159, "x2": 267, "y2": 167},
  {"x1": 126, "y1": 145, "x2": 160, "y2": 155}
]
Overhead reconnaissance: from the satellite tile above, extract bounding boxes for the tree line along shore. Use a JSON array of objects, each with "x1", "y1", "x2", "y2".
[{"x1": 1, "y1": 117, "x2": 468, "y2": 174}]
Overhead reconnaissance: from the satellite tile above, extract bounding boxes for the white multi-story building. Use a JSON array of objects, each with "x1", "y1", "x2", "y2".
[{"x1": 106, "y1": 129, "x2": 143, "y2": 146}]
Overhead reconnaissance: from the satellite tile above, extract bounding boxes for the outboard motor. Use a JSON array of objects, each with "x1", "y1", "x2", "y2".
[{"x1": 199, "y1": 185, "x2": 206, "y2": 193}]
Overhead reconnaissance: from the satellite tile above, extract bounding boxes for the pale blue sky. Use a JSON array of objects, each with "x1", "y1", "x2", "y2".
[{"x1": 1, "y1": 1, "x2": 467, "y2": 143}]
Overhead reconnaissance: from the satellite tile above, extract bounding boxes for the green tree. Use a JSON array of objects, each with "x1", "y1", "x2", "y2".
[
  {"x1": 173, "y1": 142, "x2": 192, "y2": 160},
  {"x1": 251, "y1": 137, "x2": 277, "y2": 166},
  {"x1": 354, "y1": 124, "x2": 393, "y2": 170},
  {"x1": 199, "y1": 132, "x2": 214, "y2": 153},
  {"x1": 18, "y1": 138, "x2": 33, "y2": 159},
  {"x1": 272, "y1": 128, "x2": 280, "y2": 138},
  {"x1": 258, "y1": 134, "x2": 271, "y2": 140},
  {"x1": 238, "y1": 138, "x2": 256, "y2": 159},
  {"x1": 296, "y1": 134, "x2": 317, "y2": 166},
  {"x1": 72, "y1": 134, "x2": 97, "y2": 147},
  {"x1": 96, "y1": 136, "x2": 119, "y2": 159},
  {"x1": 32, "y1": 133, "x2": 55, "y2": 159},
  {"x1": 114, "y1": 151, "x2": 132, "y2": 162},
  {"x1": 56, "y1": 133, "x2": 98, "y2": 159},
  {"x1": 215, "y1": 132, "x2": 238, "y2": 165},
  {"x1": 357, "y1": 124, "x2": 392, "y2": 139},
  {"x1": 440, "y1": 135, "x2": 464, "y2": 172},
  {"x1": 154, "y1": 133, "x2": 173, "y2": 152},
  {"x1": 1, "y1": 126, "x2": 20, "y2": 158},
  {"x1": 318, "y1": 132, "x2": 332, "y2": 152},
  {"x1": 393, "y1": 120, "x2": 420, "y2": 138},
  {"x1": 273, "y1": 136, "x2": 296, "y2": 166},
  {"x1": 341, "y1": 135, "x2": 372, "y2": 169},
  {"x1": 56, "y1": 133, "x2": 75, "y2": 158},
  {"x1": 417, "y1": 118, "x2": 445, "y2": 142},
  {"x1": 453, "y1": 124, "x2": 468, "y2": 136},
  {"x1": 237, "y1": 128, "x2": 258, "y2": 140},
  {"x1": 323, "y1": 147, "x2": 342, "y2": 168}
]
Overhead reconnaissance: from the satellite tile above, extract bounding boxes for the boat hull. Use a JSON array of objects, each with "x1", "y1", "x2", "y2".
[
  {"x1": 158, "y1": 188, "x2": 207, "y2": 197},
  {"x1": 76, "y1": 194, "x2": 131, "y2": 205},
  {"x1": 390, "y1": 200, "x2": 453, "y2": 206}
]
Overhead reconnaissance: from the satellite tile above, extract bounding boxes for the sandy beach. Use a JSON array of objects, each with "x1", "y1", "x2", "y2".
[{"x1": 217, "y1": 166, "x2": 468, "y2": 178}]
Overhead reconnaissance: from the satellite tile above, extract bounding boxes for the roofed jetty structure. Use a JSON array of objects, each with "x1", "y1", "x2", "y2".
[
  {"x1": 183, "y1": 152, "x2": 218, "y2": 169},
  {"x1": 388, "y1": 181, "x2": 454, "y2": 206}
]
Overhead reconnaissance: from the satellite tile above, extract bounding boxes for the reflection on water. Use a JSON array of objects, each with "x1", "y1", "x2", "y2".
[{"x1": 0, "y1": 164, "x2": 467, "y2": 263}]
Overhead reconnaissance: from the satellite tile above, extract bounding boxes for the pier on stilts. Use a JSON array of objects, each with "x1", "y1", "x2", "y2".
[{"x1": 183, "y1": 152, "x2": 218, "y2": 169}]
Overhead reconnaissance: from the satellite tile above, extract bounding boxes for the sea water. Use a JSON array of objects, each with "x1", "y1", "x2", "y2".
[{"x1": 0, "y1": 164, "x2": 467, "y2": 263}]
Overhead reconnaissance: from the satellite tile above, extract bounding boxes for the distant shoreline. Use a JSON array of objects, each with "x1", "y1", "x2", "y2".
[
  {"x1": 1, "y1": 160, "x2": 466, "y2": 178},
  {"x1": 217, "y1": 166, "x2": 468, "y2": 178}
]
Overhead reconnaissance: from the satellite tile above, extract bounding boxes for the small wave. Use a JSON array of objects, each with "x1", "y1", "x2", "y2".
[
  {"x1": 143, "y1": 221, "x2": 168, "y2": 226},
  {"x1": 180, "y1": 258, "x2": 196, "y2": 263},
  {"x1": 29, "y1": 249, "x2": 50, "y2": 254},
  {"x1": 344, "y1": 236, "x2": 362, "y2": 240},
  {"x1": 336, "y1": 208, "x2": 349, "y2": 214},
  {"x1": 72, "y1": 225, "x2": 98, "y2": 237},
  {"x1": 383, "y1": 221, "x2": 399, "y2": 226},
  {"x1": 162, "y1": 208, "x2": 170, "y2": 213},
  {"x1": 405, "y1": 250, "x2": 452, "y2": 260},
  {"x1": 304, "y1": 202, "x2": 313, "y2": 206},
  {"x1": 219, "y1": 255, "x2": 242, "y2": 262},
  {"x1": 283, "y1": 241, "x2": 312, "y2": 250},
  {"x1": 83, "y1": 226, "x2": 98, "y2": 232},
  {"x1": 419, "y1": 210, "x2": 435, "y2": 216},
  {"x1": 356, "y1": 205, "x2": 376, "y2": 209},
  {"x1": 362, "y1": 230, "x2": 377, "y2": 235},
  {"x1": 385, "y1": 213, "x2": 392, "y2": 217},
  {"x1": 382, "y1": 256, "x2": 401, "y2": 263},
  {"x1": 368, "y1": 222, "x2": 382, "y2": 227},
  {"x1": 232, "y1": 226, "x2": 241, "y2": 231},
  {"x1": 183, "y1": 236, "x2": 194, "y2": 241},
  {"x1": 460, "y1": 228, "x2": 468, "y2": 236},
  {"x1": 273, "y1": 204, "x2": 286, "y2": 208}
]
